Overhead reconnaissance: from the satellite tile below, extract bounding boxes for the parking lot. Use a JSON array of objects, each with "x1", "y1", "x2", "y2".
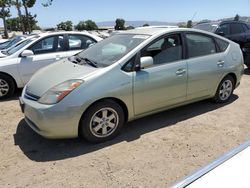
[{"x1": 0, "y1": 68, "x2": 249, "y2": 188}]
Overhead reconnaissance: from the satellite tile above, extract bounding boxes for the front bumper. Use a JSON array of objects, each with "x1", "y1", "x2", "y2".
[{"x1": 19, "y1": 94, "x2": 83, "y2": 139}]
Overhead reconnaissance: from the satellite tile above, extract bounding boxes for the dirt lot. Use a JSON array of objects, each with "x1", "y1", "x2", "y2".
[{"x1": 1, "y1": 69, "x2": 250, "y2": 188}]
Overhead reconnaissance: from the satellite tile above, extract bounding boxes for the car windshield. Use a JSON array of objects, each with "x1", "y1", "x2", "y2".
[
  {"x1": 6, "y1": 38, "x2": 36, "y2": 55},
  {"x1": 76, "y1": 34, "x2": 150, "y2": 67},
  {"x1": 193, "y1": 23, "x2": 218, "y2": 33}
]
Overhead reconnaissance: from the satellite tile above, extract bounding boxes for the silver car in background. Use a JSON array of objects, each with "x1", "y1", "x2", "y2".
[{"x1": 20, "y1": 28, "x2": 244, "y2": 143}]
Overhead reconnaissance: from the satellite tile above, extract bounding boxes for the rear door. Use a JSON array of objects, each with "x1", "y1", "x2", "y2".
[
  {"x1": 185, "y1": 33, "x2": 225, "y2": 100},
  {"x1": 18, "y1": 34, "x2": 67, "y2": 84}
]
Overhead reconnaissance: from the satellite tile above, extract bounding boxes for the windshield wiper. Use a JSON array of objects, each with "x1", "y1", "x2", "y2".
[
  {"x1": 1, "y1": 50, "x2": 9, "y2": 55},
  {"x1": 69, "y1": 55, "x2": 98, "y2": 68}
]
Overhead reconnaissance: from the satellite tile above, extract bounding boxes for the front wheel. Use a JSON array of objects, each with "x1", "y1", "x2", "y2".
[
  {"x1": 213, "y1": 75, "x2": 234, "y2": 103},
  {"x1": 79, "y1": 100, "x2": 125, "y2": 143}
]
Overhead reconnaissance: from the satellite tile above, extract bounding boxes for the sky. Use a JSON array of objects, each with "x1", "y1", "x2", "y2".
[{"x1": 2, "y1": 0, "x2": 250, "y2": 28}]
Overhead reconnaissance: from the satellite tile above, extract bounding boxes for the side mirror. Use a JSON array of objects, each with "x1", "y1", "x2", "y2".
[
  {"x1": 21, "y1": 50, "x2": 34, "y2": 57},
  {"x1": 217, "y1": 31, "x2": 225, "y2": 36},
  {"x1": 140, "y1": 56, "x2": 154, "y2": 69}
]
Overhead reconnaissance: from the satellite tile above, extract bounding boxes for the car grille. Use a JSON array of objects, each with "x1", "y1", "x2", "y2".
[{"x1": 24, "y1": 91, "x2": 40, "y2": 101}]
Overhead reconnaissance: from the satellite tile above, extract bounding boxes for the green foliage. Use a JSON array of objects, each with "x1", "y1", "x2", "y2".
[
  {"x1": 42, "y1": 0, "x2": 52, "y2": 7},
  {"x1": 57, "y1": 20, "x2": 73, "y2": 31},
  {"x1": 115, "y1": 18, "x2": 125, "y2": 30},
  {"x1": 75, "y1": 21, "x2": 86, "y2": 31},
  {"x1": 75, "y1": 20, "x2": 98, "y2": 31},
  {"x1": 234, "y1": 14, "x2": 240, "y2": 21},
  {"x1": 84, "y1": 20, "x2": 98, "y2": 30},
  {"x1": 187, "y1": 20, "x2": 192, "y2": 28},
  {"x1": 143, "y1": 23, "x2": 149, "y2": 27},
  {"x1": 6, "y1": 15, "x2": 40, "y2": 31}
]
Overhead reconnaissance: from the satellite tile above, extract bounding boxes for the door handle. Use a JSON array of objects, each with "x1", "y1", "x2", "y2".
[
  {"x1": 217, "y1": 60, "x2": 225, "y2": 67},
  {"x1": 176, "y1": 69, "x2": 186, "y2": 76}
]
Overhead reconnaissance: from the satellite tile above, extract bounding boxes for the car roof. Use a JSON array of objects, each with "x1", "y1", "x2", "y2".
[
  {"x1": 196, "y1": 20, "x2": 249, "y2": 26},
  {"x1": 117, "y1": 27, "x2": 218, "y2": 36},
  {"x1": 37, "y1": 31, "x2": 102, "y2": 41}
]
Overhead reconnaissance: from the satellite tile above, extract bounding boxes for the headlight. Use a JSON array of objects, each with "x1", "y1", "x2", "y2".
[{"x1": 38, "y1": 79, "x2": 83, "y2": 104}]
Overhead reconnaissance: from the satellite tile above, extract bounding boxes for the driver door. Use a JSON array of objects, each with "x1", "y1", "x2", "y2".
[{"x1": 133, "y1": 33, "x2": 187, "y2": 115}]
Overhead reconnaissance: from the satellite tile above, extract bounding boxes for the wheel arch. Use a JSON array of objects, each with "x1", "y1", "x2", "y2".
[{"x1": 78, "y1": 97, "x2": 129, "y2": 136}]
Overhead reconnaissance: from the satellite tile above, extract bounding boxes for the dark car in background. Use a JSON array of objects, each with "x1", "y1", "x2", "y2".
[{"x1": 193, "y1": 21, "x2": 250, "y2": 68}]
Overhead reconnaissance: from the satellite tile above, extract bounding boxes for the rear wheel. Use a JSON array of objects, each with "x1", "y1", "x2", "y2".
[
  {"x1": 0, "y1": 74, "x2": 15, "y2": 100},
  {"x1": 79, "y1": 100, "x2": 125, "y2": 143},
  {"x1": 213, "y1": 75, "x2": 234, "y2": 103}
]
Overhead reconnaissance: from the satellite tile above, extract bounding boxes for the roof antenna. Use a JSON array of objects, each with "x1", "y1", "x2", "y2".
[{"x1": 191, "y1": 12, "x2": 197, "y2": 21}]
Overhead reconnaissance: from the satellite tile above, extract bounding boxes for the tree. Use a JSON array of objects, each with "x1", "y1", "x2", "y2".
[
  {"x1": 0, "y1": 0, "x2": 11, "y2": 38},
  {"x1": 84, "y1": 20, "x2": 98, "y2": 30},
  {"x1": 143, "y1": 23, "x2": 149, "y2": 27},
  {"x1": 115, "y1": 18, "x2": 125, "y2": 30},
  {"x1": 12, "y1": 0, "x2": 25, "y2": 34},
  {"x1": 234, "y1": 14, "x2": 240, "y2": 21},
  {"x1": 6, "y1": 17, "x2": 20, "y2": 31},
  {"x1": 22, "y1": 0, "x2": 36, "y2": 33},
  {"x1": 6, "y1": 16, "x2": 40, "y2": 31},
  {"x1": 187, "y1": 20, "x2": 192, "y2": 28},
  {"x1": 57, "y1": 20, "x2": 73, "y2": 31},
  {"x1": 42, "y1": 0, "x2": 52, "y2": 7},
  {"x1": 75, "y1": 21, "x2": 86, "y2": 31}
]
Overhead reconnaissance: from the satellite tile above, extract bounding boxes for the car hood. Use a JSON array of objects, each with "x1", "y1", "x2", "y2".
[{"x1": 26, "y1": 59, "x2": 100, "y2": 97}]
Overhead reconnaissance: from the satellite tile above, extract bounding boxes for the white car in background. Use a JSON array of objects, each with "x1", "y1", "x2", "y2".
[{"x1": 0, "y1": 31, "x2": 102, "y2": 99}]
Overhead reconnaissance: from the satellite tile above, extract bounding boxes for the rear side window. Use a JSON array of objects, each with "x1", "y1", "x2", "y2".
[
  {"x1": 68, "y1": 35, "x2": 96, "y2": 50},
  {"x1": 215, "y1": 38, "x2": 229, "y2": 52},
  {"x1": 231, "y1": 23, "x2": 246, "y2": 34},
  {"x1": 186, "y1": 34, "x2": 216, "y2": 58}
]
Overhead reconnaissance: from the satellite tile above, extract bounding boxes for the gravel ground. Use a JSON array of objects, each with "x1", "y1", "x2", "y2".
[{"x1": 0, "y1": 69, "x2": 250, "y2": 188}]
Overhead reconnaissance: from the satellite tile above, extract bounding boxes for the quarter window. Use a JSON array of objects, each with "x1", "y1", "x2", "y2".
[
  {"x1": 141, "y1": 34, "x2": 183, "y2": 66},
  {"x1": 215, "y1": 38, "x2": 229, "y2": 52},
  {"x1": 68, "y1": 35, "x2": 96, "y2": 50},
  {"x1": 29, "y1": 35, "x2": 64, "y2": 55},
  {"x1": 186, "y1": 34, "x2": 216, "y2": 58}
]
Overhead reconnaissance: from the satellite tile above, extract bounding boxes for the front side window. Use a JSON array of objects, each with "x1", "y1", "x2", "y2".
[
  {"x1": 76, "y1": 34, "x2": 149, "y2": 67},
  {"x1": 141, "y1": 34, "x2": 183, "y2": 65},
  {"x1": 29, "y1": 35, "x2": 64, "y2": 55},
  {"x1": 186, "y1": 33, "x2": 216, "y2": 58},
  {"x1": 68, "y1": 35, "x2": 96, "y2": 50},
  {"x1": 216, "y1": 24, "x2": 230, "y2": 35},
  {"x1": 230, "y1": 23, "x2": 246, "y2": 35}
]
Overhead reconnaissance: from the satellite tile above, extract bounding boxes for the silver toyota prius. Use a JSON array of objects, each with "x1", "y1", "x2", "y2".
[{"x1": 19, "y1": 28, "x2": 244, "y2": 143}]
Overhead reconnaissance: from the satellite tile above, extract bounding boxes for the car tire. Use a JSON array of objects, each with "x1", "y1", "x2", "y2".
[
  {"x1": 213, "y1": 75, "x2": 235, "y2": 103},
  {"x1": 79, "y1": 100, "x2": 125, "y2": 143},
  {"x1": 0, "y1": 73, "x2": 15, "y2": 100}
]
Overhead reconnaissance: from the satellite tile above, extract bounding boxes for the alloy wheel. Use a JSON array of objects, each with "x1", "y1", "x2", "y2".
[
  {"x1": 90, "y1": 107, "x2": 119, "y2": 138},
  {"x1": 0, "y1": 79, "x2": 9, "y2": 97},
  {"x1": 219, "y1": 80, "x2": 233, "y2": 101}
]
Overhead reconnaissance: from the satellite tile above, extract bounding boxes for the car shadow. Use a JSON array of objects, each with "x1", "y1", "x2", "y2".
[
  {"x1": 0, "y1": 89, "x2": 22, "y2": 102},
  {"x1": 14, "y1": 95, "x2": 238, "y2": 162},
  {"x1": 244, "y1": 68, "x2": 250, "y2": 75}
]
